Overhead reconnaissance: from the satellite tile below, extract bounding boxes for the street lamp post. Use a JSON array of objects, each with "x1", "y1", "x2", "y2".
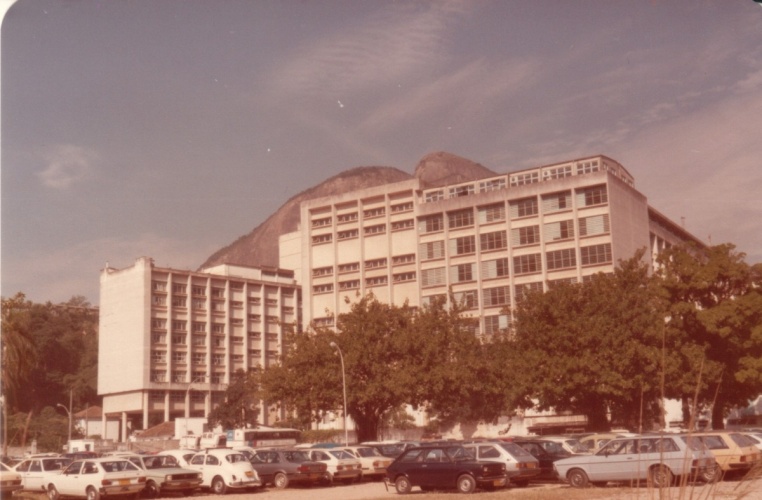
[
  {"x1": 330, "y1": 341, "x2": 349, "y2": 446},
  {"x1": 57, "y1": 389, "x2": 73, "y2": 445}
]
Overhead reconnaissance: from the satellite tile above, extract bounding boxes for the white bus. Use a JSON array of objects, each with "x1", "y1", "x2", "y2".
[{"x1": 225, "y1": 426, "x2": 301, "y2": 448}]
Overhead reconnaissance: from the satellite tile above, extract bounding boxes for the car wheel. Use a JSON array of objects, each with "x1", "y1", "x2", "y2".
[
  {"x1": 700, "y1": 463, "x2": 720, "y2": 483},
  {"x1": 47, "y1": 485, "x2": 60, "y2": 500},
  {"x1": 321, "y1": 471, "x2": 333, "y2": 486},
  {"x1": 567, "y1": 468, "x2": 589, "y2": 488},
  {"x1": 274, "y1": 472, "x2": 289, "y2": 489},
  {"x1": 394, "y1": 475, "x2": 412, "y2": 494},
  {"x1": 86, "y1": 486, "x2": 101, "y2": 500},
  {"x1": 143, "y1": 480, "x2": 159, "y2": 498},
  {"x1": 648, "y1": 465, "x2": 673, "y2": 488},
  {"x1": 512, "y1": 479, "x2": 529, "y2": 488},
  {"x1": 211, "y1": 476, "x2": 227, "y2": 495},
  {"x1": 456, "y1": 474, "x2": 476, "y2": 493}
]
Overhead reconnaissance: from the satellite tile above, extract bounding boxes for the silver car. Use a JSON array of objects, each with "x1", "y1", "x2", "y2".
[{"x1": 554, "y1": 435, "x2": 714, "y2": 488}]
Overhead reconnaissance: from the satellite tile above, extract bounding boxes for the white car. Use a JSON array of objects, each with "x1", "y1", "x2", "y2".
[
  {"x1": 341, "y1": 446, "x2": 392, "y2": 480},
  {"x1": 308, "y1": 448, "x2": 362, "y2": 484},
  {"x1": 554, "y1": 435, "x2": 715, "y2": 487},
  {"x1": 0, "y1": 462, "x2": 23, "y2": 496},
  {"x1": 187, "y1": 449, "x2": 261, "y2": 494},
  {"x1": 13, "y1": 456, "x2": 71, "y2": 492},
  {"x1": 45, "y1": 457, "x2": 146, "y2": 500}
]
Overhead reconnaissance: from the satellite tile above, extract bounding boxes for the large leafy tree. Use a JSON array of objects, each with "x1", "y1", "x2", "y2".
[
  {"x1": 207, "y1": 369, "x2": 262, "y2": 430},
  {"x1": 260, "y1": 328, "x2": 341, "y2": 429},
  {"x1": 410, "y1": 297, "x2": 525, "y2": 431},
  {"x1": 511, "y1": 253, "x2": 666, "y2": 431},
  {"x1": 330, "y1": 295, "x2": 418, "y2": 443},
  {"x1": 657, "y1": 243, "x2": 762, "y2": 428}
]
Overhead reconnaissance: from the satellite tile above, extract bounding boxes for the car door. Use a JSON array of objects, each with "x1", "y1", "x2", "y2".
[
  {"x1": 56, "y1": 461, "x2": 84, "y2": 496},
  {"x1": 188, "y1": 454, "x2": 209, "y2": 486},
  {"x1": 418, "y1": 448, "x2": 453, "y2": 487},
  {"x1": 14, "y1": 460, "x2": 32, "y2": 490},
  {"x1": 596, "y1": 439, "x2": 642, "y2": 482},
  {"x1": 252, "y1": 451, "x2": 274, "y2": 484}
]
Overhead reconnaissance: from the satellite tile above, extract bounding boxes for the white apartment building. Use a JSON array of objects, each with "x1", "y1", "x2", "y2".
[
  {"x1": 98, "y1": 257, "x2": 300, "y2": 442},
  {"x1": 280, "y1": 155, "x2": 702, "y2": 331}
]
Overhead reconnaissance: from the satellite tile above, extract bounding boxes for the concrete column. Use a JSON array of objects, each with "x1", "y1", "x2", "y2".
[
  {"x1": 164, "y1": 392, "x2": 170, "y2": 422},
  {"x1": 121, "y1": 412, "x2": 128, "y2": 443},
  {"x1": 142, "y1": 393, "x2": 149, "y2": 430},
  {"x1": 102, "y1": 413, "x2": 107, "y2": 440}
]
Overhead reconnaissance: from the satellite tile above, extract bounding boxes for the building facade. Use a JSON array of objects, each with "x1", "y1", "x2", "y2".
[
  {"x1": 98, "y1": 257, "x2": 300, "y2": 441},
  {"x1": 280, "y1": 155, "x2": 702, "y2": 331}
]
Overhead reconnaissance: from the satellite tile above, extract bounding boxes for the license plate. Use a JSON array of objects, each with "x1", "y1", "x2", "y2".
[
  {"x1": 527, "y1": 463, "x2": 537, "y2": 468},
  {"x1": 494, "y1": 479, "x2": 506, "y2": 487},
  {"x1": 118, "y1": 479, "x2": 130, "y2": 485}
]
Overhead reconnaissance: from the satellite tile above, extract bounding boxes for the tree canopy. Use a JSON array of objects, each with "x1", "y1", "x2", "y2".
[
  {"x1": 657, "y1": 243, "x2": 762, "y2": 428},
  {"x1": 510, "y1": 252, "x2": 666, "y2": 431}
]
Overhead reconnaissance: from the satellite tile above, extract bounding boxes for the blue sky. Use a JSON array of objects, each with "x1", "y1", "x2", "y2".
[{"x1": 2, "y1": 0, "x2": 761, "y2": 305}]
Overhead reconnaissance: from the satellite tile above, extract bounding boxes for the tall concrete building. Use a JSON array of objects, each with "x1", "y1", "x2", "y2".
[
  {"x1": 280, "y1": 154, "x2": 702, "y2": 331},
  {"x1": 98, "y1": 257, "x2": 299, "y2": 441}
]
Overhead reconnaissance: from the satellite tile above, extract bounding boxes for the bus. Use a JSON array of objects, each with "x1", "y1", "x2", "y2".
[{"x1": 226, "y1": 426, "x2": 301, "y2": 448}]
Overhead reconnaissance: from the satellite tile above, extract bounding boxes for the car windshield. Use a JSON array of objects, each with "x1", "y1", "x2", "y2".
[
  {"x1": 730, "y1": 433, "x2": 756, "y2": 447},
  {"x1": 355, "y1": 447, "x2": 382, "y2": 458},
  {"x1": 329, "y1": 450, "x2": 352, "y2": 460},
  {"x1": 284, "y1": 451, "x2": 310, "y2": 462},
  {"x1": 145, "y1": 456, "x2": 179, "y2": 469},
  {"x1": 102, "y1": 460, "x2": 139, "y2": 472},
  {"x1": 43, "y1": 459, "x2": 71, "y2": 471},
  {"x1": 564, "y1": 439, "x2": 589, "y2": 453},
  {"x1": 499, "y1": 442, "x2": 533, "y2": 458},
  {"x1": 681, "y1": 436, "x2": 709, "y2": 452},
  {"x1": 378, "y1": 444, "x2": 404, "y2": 456}
]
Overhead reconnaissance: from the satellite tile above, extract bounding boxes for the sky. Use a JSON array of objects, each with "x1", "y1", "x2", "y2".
[{"x1": 2, "y1": 0, "x2": 761, "y2": 306}]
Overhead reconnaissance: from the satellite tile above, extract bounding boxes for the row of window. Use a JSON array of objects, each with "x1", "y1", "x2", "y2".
[
  {"x1": 420, "y1": 214, "x2": 610, "y2": 261},
  {"x1": 314, "y1": 271, "x2": 417, "y2": 294},
  {"x1": 421, "y1": 243, "x2": 613, "y2": 286},
  {"x1": 422, "y1": 161, "x2": 604, "y2": 202},
  {"x1": 419, "y1": 186, "x2": 607, "y2": 235},
  {"x1": 311, "y1": 201, "x2": 415, "y2": 228},
  {"x1": 312, "y1": 254, "x2": 416, "y2": 278}
]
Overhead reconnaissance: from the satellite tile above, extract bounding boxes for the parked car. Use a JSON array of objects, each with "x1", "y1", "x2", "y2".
[
  {"x1": 463, "y1": 441, "x2": 540, "y2": 487},
  {"x1": 535, "y1": 436, "x2": 590, "y2": 455},
  {"x1": 156, "y1": 449, "x2": 197, "y2": 468},
  {"x1": 683, "y1": 432, "x2": 762, "y2": 481},
  {"x1": 579, "y1": 432, "x2": 636, "y2": 454},
  {"x1": 385, "y1": 444, "x2": 507, "y2": 494},
  {"x1": 554, "y1": 435, "x2": 715, "y2": 488},
  {"x1": 307, "y1": 448, "x2": 362, "y2": 484},
  {"x1": 45, "y1": 457, "x2": 146, "y2": 500},
  {"x1": 341, "y1": 446, "x2": 392, "y2": 481},
  {"x1": 13, "y1": 456, "x2": 72, "y2": 492},
  {"x1": 0, "y1": 462, "x2": 23, "y2": 496},
  {"x1": 248, "y1": 448, "x2": 326, "y2": 488},
  {"x1": 122, "y1": 453, "x2": 202, "y2": 497},
  {"x1": 187, "y1": 449, "x2": 261, "y2": 494},
  {"x1": 511, "y1": 438, "x2": 571, "y2": 480}
]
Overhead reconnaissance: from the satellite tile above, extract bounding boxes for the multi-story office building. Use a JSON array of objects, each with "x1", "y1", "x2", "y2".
[
  {"x1": 98, "y1": 257, "x2": 300, "y2": 441},
  {"x1": 280, "y1": 155, "x2": 702, "y2": 330}
]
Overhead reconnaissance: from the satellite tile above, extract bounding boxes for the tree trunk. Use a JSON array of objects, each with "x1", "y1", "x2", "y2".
[
  {"x1": 21, "y1": 410, "x2": 33, "y2": 447},
  {"x1": 711, "y1": 402, "x2": 725, "y2": 430},
  {"x1": 584, "y1": 401, "x2": 610, "y2": 432}
]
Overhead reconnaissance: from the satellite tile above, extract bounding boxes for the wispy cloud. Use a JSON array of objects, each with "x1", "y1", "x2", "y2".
[
  {"x1": 268, "y1": 1, "x2": 468, "y2": 100},
  {"x1": 37, "y1": 144, "x2": 97, "y2": 189}
]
